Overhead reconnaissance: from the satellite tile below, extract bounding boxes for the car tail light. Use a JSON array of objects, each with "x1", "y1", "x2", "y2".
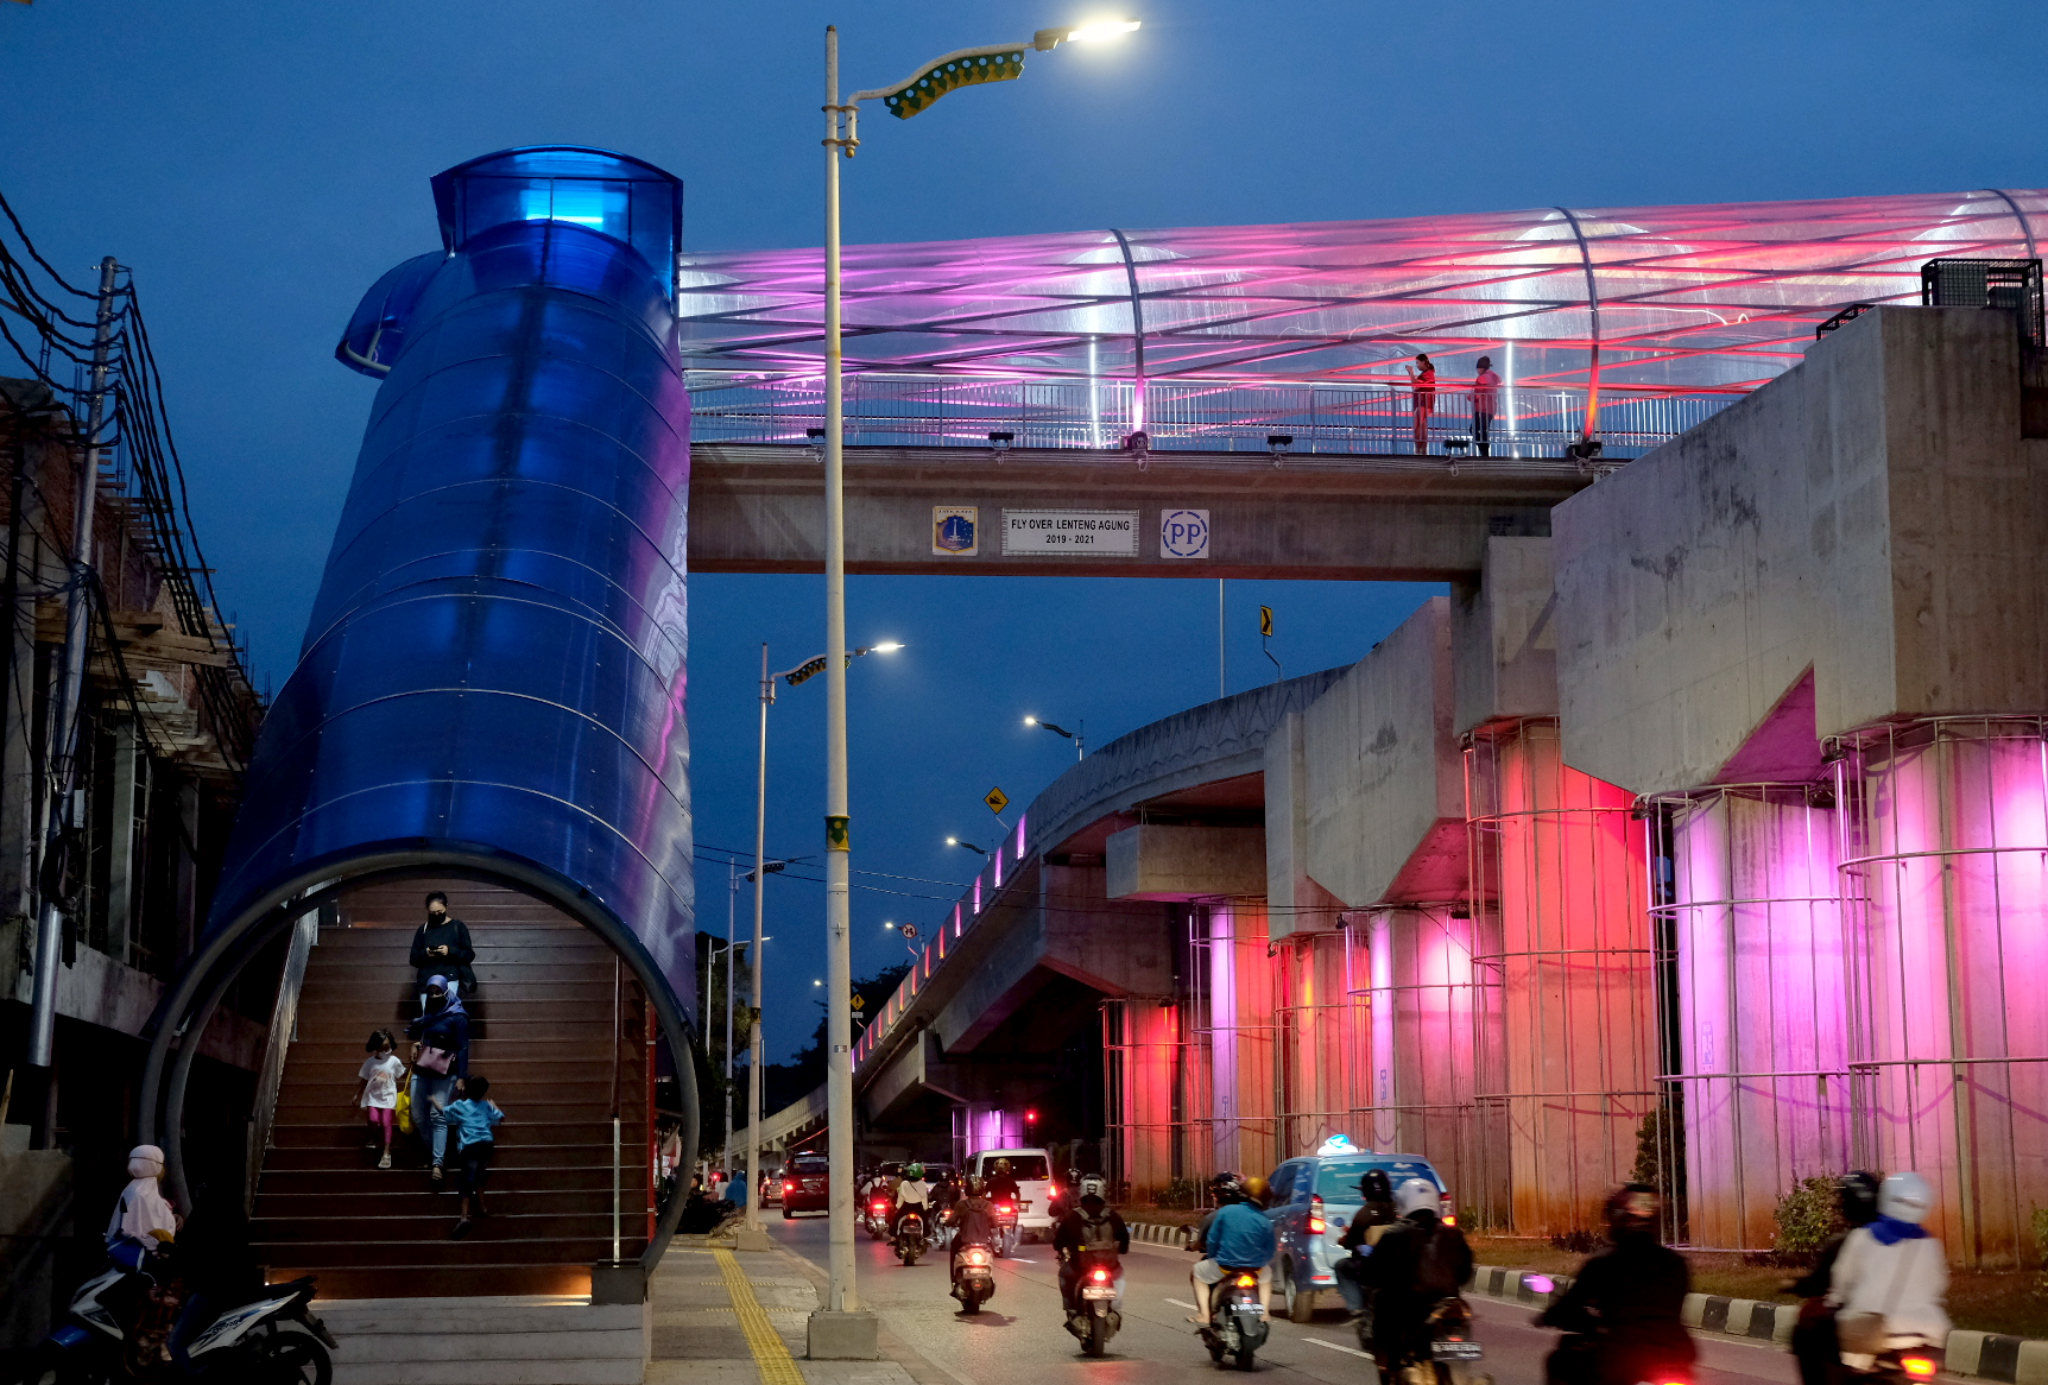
[
  {"x1": 783, "y1": 1182, "x2": 795, "y2": 1193},
  {"x1": 1234, "y1": 1273, "x2": 1258, "y2": 1288},
  {"x1": 1901, "y1": 1360, "x2": 1938, "y2": 1381},
  {"x1": 1307, "y1": 1193, "x2": 1326, "y2": 1235}
]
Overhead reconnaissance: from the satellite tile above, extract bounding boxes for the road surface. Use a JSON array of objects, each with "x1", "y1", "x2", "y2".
[{"x1": 767, "y1": 1210, "x2": 1813, "y2": 1385}]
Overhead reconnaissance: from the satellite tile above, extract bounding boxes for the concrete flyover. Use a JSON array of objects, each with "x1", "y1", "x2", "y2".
[
  {"x1": 844, "y1": 668, "x2": 1349, "y2": 1155},
  {"x1": 685, "y1": 443, "x2": 1580, "y2": 580},
  {"x1": 793, "y1": 307, "x2": 2048, "y2": 1269}
]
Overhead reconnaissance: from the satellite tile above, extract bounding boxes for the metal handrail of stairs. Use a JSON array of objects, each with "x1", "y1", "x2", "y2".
[{"x1": 244, "y1": 910, "x2": 320, "y2": 1214}]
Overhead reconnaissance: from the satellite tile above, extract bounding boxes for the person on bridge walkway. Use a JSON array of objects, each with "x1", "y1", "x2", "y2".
[
  {"x1": 1054, "y1": 1175, "x2": 1130, "y2": 1315},
  {"x1": 409, "y1": 891, "x2": 477, "y2": 1013},
  {"x1": 1473, "y1": 356, "x2": 1501, "y2": 457},
  {"x1": 1406, "y1": 353, "x2": 1437, "y2": 454},
  {"x1": 1188, "y1": 1173, "x2": 1275, "y2": 1325},
  {"x1": 1362, "y1": 1177, "x2": 1474, "y2": 1384},
  {"x1": 1537, "y1": 1184, "x2": 1694, "y2": 1385}
]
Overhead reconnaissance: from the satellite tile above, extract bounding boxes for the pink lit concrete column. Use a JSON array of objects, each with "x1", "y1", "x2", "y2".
[
  {"x1": 1662, "y1": 786, "x2": 1850, "y2": 1249},
  {"x1": 1106, "y1": 998, "x2": 1182, "y2": 1199},
  {"x1": 1354, "y1": 905, "x2": 1495, "y2": 1217},
  {"x1": 1203, "y1": 901, "x2": 1278, "y2": 1179},
  {"x1": 1278, "y1": 930, "x2": 1357, "y2": 1155},
  {"x1": 1468, "y1": 718, "x2": 1655, "y2": 1235},
  {"x1": 1839, "y1": 718, "x2": 2048, "y2": 1266}
]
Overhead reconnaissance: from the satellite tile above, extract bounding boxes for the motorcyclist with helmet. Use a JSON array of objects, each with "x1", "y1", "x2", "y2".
[
  {"x1": 1787, "y1": 1172, "x2": 1882, "y2": 1385},
  {"x1": 1054, "y1": 1175, "x2": 1131, "y2": 1314},
  {"x1": 1188, "y1": 1173, "x2": 1277, "y2": 1326},
  {"x1": 943, "y1": 1177, "x2": 999, "y2": 1300},
  {"x1": 1828, "y1": 1172, "x2": 1948, "y2": 1375},
  {"x1": 1537, "y1": 1183, "x2": 1694, "y2": 1385},
  {"x1": 984, "y1": 1157, "x2": 1022, "y2": 1209},
  {"x1": 1362, "y1": 1176, "x2": 1475, "y2": 1383},
  {"x1": 1336, "y1": 1168, "x2": 1400, "y2": 1321},
  {"x1": 891, "y1": 1162, "x2": 934, "y2": 1241}
]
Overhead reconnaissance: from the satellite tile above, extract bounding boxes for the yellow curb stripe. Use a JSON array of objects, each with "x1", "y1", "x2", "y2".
[{"x1": 715, "y1": 1247, "x2": 806, "y2": 1385}]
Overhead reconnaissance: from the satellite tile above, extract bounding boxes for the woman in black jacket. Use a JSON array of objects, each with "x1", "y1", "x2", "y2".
[{"x1": 409, "y1": 892, "x2": 477, "y2": 1010}]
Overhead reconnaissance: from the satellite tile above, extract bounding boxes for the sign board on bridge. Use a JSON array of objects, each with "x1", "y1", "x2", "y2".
[{"x1": 1001, "y1": 509, "x2": 1138, "y2": 556}]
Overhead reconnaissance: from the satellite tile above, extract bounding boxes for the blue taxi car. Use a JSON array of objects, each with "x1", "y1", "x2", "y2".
[{"x1": 1261, "y1": 1137, "x2": 1450, "y2": 1321}]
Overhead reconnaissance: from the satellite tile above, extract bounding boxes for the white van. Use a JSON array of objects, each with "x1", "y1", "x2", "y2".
[{"x1": 968, "y1": 1147, "x2": 1059, "y2": 1238}]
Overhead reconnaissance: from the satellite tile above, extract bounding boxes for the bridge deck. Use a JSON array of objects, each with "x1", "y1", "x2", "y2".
[{"x1": 685, "y1": 443, "x2": 1594, "y2": 580}]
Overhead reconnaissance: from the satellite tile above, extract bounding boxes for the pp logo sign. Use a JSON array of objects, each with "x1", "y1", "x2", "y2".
[{"x1": 1160, "y1": 509, "x2": 1210, "y2": 559}]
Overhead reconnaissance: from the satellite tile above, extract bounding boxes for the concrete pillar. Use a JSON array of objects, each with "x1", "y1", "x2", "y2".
[
  {"x1": 1839, "y1": 718, "x2": 2048, "y2": 1267},
  {"x1": 1203, "y1": 900, "x2": 1277, "y2": 1179},
  {"x1": 1662, "y1": 785, "x2": 1849, "y2": 1250},
  {"x1": 106, "y1": 721, "x2": 139, "y2": 966},
  {"x1": 1468, "y1": 718, "x2": 1654, "y2": 1235},
  {"x1": 1108, "y1": 998, "x2": 1181, "y2": 1198},
  {"x1": 1276, "y1": 929, "x2": 1355, "y2": 1156}
]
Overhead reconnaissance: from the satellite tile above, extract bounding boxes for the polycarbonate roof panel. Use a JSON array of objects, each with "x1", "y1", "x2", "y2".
[{"x1": 676, "y1": 189, "x2": 2044, "y2": 395}]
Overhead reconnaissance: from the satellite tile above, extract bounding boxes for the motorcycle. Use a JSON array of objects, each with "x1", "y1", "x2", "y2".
[
  {"x1": 1371, "y1": 1296, "x2": 1489, "y2": 1385},
  {"x1": 1199, "y1": 1266, "x2": 1269, "y2": 1372},
  {"x1": 24, "y1": 1259, "x2": 337, "y2": 1384},
  {"x1": 950, "y1": 1241, "x2": 997, "y2": 1314},
  {"x1": 865, "y1": 1194, "x2": 893, "y2": 1242},
  {"x1": 992, "y1": 1201, "x2": 1020, "y2": 1258},
  {"x1": 1065, "y1": 1249, "x2": 1123, "y2": 1358},
  {"x1": 894, "y1": 1210, "x2": 929, "y2": 1266},
  {"x1": 1851, "y1": 1337, "x2": 1942, "y2": 1384}
]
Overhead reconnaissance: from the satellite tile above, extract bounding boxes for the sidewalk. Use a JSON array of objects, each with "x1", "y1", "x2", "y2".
[{"x1": 647, "y1": 1237, "x2": 916, "y2": 1385}]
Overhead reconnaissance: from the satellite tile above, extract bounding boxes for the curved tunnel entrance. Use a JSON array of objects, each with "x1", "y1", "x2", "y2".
[{"x1": 140, "y1": 853, "x2": 698, "y2": 1293}]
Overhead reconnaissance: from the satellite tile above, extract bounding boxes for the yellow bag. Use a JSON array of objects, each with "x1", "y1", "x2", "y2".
[{"x1": 395, "y1": 1073, "x2": 415, "y2": 1136}]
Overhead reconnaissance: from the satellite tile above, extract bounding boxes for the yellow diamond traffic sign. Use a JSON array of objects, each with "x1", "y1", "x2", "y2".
[
  {"x1": 985, "y1": 786, "x2": 1010, "y2": 816},
  {"x1": 851, "y1": 993, "x2": 866, "y2": 1011}
]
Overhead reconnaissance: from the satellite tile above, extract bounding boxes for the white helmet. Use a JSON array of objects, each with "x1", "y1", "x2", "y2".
[
  {"x1": 1394, "y1": 1177, "x2": 1440, "y2": 1219},
  {"x1": 1877, "y1": 1171, "x2": 1934, "y2": 1225},
  {"x1": 1079, "y1": 1175, "x2": 1107, "y2": 1201}
]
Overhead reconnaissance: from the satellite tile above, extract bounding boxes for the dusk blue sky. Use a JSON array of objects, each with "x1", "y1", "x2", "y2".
[{"x1": 4, "y1": 1, "x2": 2042, "y2": 1060}]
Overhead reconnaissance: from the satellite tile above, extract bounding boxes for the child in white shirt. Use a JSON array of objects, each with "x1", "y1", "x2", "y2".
[{"x1": 357, "y1": 1029, "x2": 405, "y2": 1169}]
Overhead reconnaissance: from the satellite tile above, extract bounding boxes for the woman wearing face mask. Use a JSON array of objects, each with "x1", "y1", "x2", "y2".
[
  {"x1": 409, "y1": 891, "x2": 477, "y2": 1013},
  {"x1": 406, "y1": 975, "x2": 472, "y2": 1187}
]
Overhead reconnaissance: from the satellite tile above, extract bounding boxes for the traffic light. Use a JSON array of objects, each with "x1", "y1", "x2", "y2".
[{"x1": 1024, "y1": 1107, "x2": 1039, "y2": 1126}]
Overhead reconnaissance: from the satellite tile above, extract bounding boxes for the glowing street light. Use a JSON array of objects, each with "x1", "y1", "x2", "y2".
[
  {"x1": 1023, "y1": 714, "x2": 1085, "y2": 761},
  {"x1": 944, "y1": 836, "x2": 988, "y2": 856}
]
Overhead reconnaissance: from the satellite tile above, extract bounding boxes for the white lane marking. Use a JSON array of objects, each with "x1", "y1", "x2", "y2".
[
  {"x1": 1305, "y1": 1338, "x2": 1376, "y2": 1361},
  {"x1": 1165, "y1": 1297, "x2": 1198, "y2": 1310}
]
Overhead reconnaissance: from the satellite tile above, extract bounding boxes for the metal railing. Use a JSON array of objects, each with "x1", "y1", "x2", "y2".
[{"x1": 686, "y1": 371, "x2": 1739, "y2": 460}]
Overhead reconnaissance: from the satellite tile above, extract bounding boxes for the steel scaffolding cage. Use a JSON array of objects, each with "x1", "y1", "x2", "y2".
[
  {"x1": 1831, "y1": 715, "x2": 2048, "y2": 1267},
  {"x1": 1465, "y1": 718, "x2": 1658, "y2": 1235}
]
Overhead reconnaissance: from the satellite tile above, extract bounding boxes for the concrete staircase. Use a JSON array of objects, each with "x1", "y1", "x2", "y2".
[
  {"x1": 253, "y1": 882, "x2": 652, "y2": 1301},
  {"x1": 316, "y1": 1295, "x2": 648, "y2": 1385}
]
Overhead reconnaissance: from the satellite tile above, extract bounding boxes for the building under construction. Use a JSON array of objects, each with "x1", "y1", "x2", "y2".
[{"x1": 0, "y1": 224, "x2": 265, "y2": 1350}]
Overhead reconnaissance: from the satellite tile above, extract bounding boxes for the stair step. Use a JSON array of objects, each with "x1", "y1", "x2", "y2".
[
  {"x1": 307, "y1": 1264, "x2": 596, "y2": 1300},
  {"x1": 297, "y1": 1014, "x2": 617, "y2": 1041},
  {"x1": 257, "y1": 1187, "x2": 648, "y2": 1219},
  {"x1": 260, "y1": 1165, "x2": 642, "y2": 1196},
  {"x1": 256, "y1": 1212, "x2": 629, "y2": 1242},
  {"x1": 273, "y1": 1120, "x2": 645, "y2": 1150},
  {"x1": 266, "y1": 1142, "x2": 623, "y2": 1172},
  {"x1": 274, "y1": 1097, "x2": 647, "y2": 1124},
  {"x1": 262, "y1": 1236, "x2": 621, "y2": 1268}
]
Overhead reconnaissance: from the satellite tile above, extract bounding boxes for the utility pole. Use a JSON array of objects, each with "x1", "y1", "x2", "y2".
[{"x1": 25, "y1": 256, "x2": 120, "y2": 1143}]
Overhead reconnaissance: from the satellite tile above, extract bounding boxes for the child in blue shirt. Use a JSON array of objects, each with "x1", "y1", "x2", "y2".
[{"x1": 443, "y1": 1075, "x2": 504, "y2": 1239}]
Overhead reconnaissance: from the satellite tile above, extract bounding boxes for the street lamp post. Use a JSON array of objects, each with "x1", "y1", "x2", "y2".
[
  {"x1": 739, "y1": 640, "x2": 895, "y2": 1254},
  {"x1": 1024, "y1": 714, "x2": 1085, "y2": 761},
  {"x1": 944, "y1": 836, "x2": 988, "y2": 856},
  {"x1": 814, "y1": 22, "x2": 1137, "y2": 1357}
]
